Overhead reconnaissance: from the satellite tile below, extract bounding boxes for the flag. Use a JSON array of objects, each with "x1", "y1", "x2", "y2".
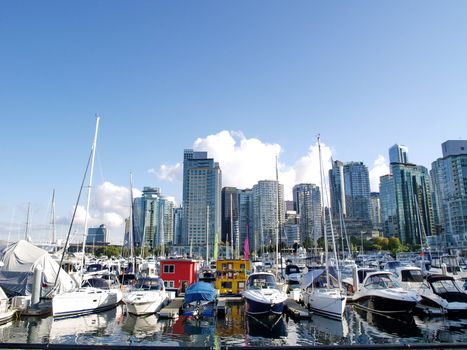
[{"x1": 244, "y1": 233, "x2": 250, "y2": 261}]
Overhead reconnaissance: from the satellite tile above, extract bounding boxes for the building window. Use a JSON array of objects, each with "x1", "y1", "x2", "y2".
[
  {"x1": 164, "y1": 280, "x2": 174, "y2": 288},
  {"x1": 163, "y1": 264, "x2": 175, "y2": 274}
]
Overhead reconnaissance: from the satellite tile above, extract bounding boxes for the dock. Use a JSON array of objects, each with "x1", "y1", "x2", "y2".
[
  {"x1": 285, "y1": 298, "x2": 311, "y2": 319},
  {"x1": 158, "y1": 296, "x2": 184, "y2": 318}
]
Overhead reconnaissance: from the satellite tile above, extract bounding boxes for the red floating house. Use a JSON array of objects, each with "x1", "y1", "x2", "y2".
[{"x1": 159, "y1": 259, "x2": 200, "y2": 295}]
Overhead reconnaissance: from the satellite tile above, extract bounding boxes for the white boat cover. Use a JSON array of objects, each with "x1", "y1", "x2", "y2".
[{"x1": 0, "y1": 240, "x2": 76, "y2": 297}]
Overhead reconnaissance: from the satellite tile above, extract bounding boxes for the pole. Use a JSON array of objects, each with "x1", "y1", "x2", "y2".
[{"x1": 81, "y1": 115, "x2": 100, "y2": 270}]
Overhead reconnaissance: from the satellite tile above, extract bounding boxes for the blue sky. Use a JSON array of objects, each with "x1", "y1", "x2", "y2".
[{"x1": 1, "y1": 1, "x2": 466, "y2": 243}]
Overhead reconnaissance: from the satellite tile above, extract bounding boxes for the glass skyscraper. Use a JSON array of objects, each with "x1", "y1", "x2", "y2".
[
  {"x1": 182, "y1": 149, "x2": 222, "y2": 257},
  {"x1": 292, "y1": 183, "x2": 322, "y2": 244},
  {"x1": 430, "y1": 140, "x2": 467, "y2": 251},
  {"x1": 252, "y1": 180, "x2": 285, "y2": 254},
  {"x1": 389, "y1": 144, "x2": 409, "y2": 164}
]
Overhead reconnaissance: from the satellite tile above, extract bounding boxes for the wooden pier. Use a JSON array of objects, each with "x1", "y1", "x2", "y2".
[
  {"x1": 285, "y1": 298, "x2": 311, "y2": 319},
  {"x1": 158, "y1": 296, "x2": 184, "y2": 318}
]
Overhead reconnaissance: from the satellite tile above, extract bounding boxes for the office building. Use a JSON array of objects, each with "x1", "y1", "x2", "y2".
[
  {"x1": 430, "y1": 140, "x2": 467, "y2": 252},
  {"x1": 292, "y1": 183, "x2": 322, "y2": 244},
  {"x1": 252, "y1": 180, "x2": 285, "y2": 253},
  {"x1": 182, "y1": 149, "x2": 222, "y2": 257},
  {"x1": 86, "y1": 224, "x2": 108, "y2": 245}
]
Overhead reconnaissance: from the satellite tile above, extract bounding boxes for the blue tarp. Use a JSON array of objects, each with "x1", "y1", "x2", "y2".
[{"x1": 184, "y1": 282, "x2": 217, "y2": 304}]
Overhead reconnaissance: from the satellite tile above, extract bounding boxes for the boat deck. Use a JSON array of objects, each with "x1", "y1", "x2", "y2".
[
  {"x1": 158, "y1": 296, "x2": 184, "y2": 318},
  {"x1": 285, "y1": 298, "x2": 311, "y2": 319}
]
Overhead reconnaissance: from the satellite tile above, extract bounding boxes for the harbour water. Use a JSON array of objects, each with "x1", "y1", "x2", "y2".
[{"x1": 1, "y1": 303, "x2": 466, "y2": 347}]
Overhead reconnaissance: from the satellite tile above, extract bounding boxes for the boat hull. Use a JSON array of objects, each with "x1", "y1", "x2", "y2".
[
  {"x1": 53, "y1": 287, "x2": 122, "y2": 318},
  {"x1": 244, "y1": 295, "x2": 285, "y2": 316},
  {"x1": 305, "y1": 289, "x2": 346, "y2": 320},
  {"x1": 123, "y1": 289, "x2": 168, "y2": 316},
  {"x1": 353, "y1": 294, "x2": 418, "y2": 315}
]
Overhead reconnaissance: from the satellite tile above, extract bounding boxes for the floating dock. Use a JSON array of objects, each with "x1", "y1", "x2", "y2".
[
  {"x1": 158, "y1": 296, "x2": 184, "y2": 318},
  {"x1": 285, "y1": 298, "x2": 311, "y2": 319}
]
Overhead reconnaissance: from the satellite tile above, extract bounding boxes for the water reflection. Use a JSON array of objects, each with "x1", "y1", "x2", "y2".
[
  {"x1": 354, "y1": 307, "x2": 421, "y2": 339},
  {"x1": 311, "y1": 314, "x2": 349, "y2": 338},
  {"x1": 216, "y1": 302, "x2": 244, "y2": 337},
  {"x1": 121, "y1": 314, "x2": 162, "y2": 338},
  {"x1": 246, "y1": 314, "x2": 287, "y2": 338},
  {"x1": 50, "y1": 307, "x2": 118, "y2": 341},
  {"x1": 184, "y1": 317, "x2": 216, "y2": 335},
  {"x1": 0, "y1": 302, "x2": 464, "y2": 347},
  {"x1": 415, "y1": 316, "x2": 467, "y2": 343}
]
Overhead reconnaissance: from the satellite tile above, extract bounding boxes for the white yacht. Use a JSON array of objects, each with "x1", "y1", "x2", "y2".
[
  {"x1": 351, "y1": 271, "x2": 420, "y2": 315},
  {"x1": 0, "y1": 287, "x2": 15, "y2": 325},
  {"x1": 52, "y1": 285, "x2": 122, "y2": 318},
  {"x1": 301, "y1": 268, "x2": 346, "y2": 320},
  {"x1": 395, "y1": 266, "x2": 449, "y2": 315},
  {"x1": 242, "y1": 273, "x2": 288, "y2": 317},
  {"x1": 123, "y1": 277, "x2": 168, "y2": 315}
]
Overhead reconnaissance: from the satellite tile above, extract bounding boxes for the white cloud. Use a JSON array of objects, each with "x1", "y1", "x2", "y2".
[
  {"x1": 369, "y1": 155, "x2": 390, "y2": 192},
  {"x1": 156, "y1": 130, "x2": 334, "y2": 202},
  {"x1": 150, "y1": 163, "x2": 182, "y2": 182},
  {"x1": 58, "y1": 181, "x2": 143, "y2": 243},
  {"x1": 193, "y1": 130, "x2": 282, "y2": 190}
]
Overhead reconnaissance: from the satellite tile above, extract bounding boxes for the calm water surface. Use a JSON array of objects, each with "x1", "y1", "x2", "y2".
[{"x1": 1, "y1": 304, "x2": 466, "y2": 347}]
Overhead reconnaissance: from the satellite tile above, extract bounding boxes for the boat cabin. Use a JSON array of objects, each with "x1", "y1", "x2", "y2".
[
  {"x1": 159, "y1": 259, "x2": 199, "y2": 294},
  {"x1": 215, "y1": 259, "x2": 251, "y2": 296}
]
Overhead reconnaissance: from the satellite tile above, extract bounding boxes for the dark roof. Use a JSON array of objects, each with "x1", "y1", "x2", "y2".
[{"x1": 426, "y1": 274, "x2": 455, "y2": 283}]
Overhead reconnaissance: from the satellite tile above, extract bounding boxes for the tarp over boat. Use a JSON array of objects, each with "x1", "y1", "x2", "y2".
[
  {"x1": 300, "y1": 267, "x2": 339, "y2": 289},
  {"x1": 184, "y1": 282, "x2": 217, "y2": 304},
  {"x1": 0, "y1": 240, "x2": 76, "y2": 297}
]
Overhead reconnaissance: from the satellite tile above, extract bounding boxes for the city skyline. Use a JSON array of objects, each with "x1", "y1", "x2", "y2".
[{"x1": 1, "y1": 1, "x2": 466, "y2": 243}]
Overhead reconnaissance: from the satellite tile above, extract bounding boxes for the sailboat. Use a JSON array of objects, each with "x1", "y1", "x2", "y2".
[
  {"x1": 52, "y1": 116, "x2": 122, "y2": 317},
  {"x1": 301, "y1": 135, "x2": 346, "y2": 320}
]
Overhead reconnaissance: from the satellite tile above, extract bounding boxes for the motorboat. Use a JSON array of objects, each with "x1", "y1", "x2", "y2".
[
  {"x1": 284, "y1": 264, "x2": 302, "y2": 289},
  {"x1": 301, "y1": 268, "x2": 346, "y2": 320},
  {"x1": 425, "y1": 274, "x2": 467, "y2": 317},
  {"x1": 242, "y1": 272, "x2": 287, "y2": 317},
  {"x1": 395, "y1": 266, "x2": 449, "y2": 315},
  {"x1": 52, "y1": 274, "x2": 123, "y2": 317},
  {"x1": 52, "y1": 285, "x2": 122, "y2": 318},
  {"x1": 123, "y1": 277, "x2": 169, "y2": 315},
  {"x1": 351, "y1": 271, "x2": 420, "y2": 315},
  {"x1": 0, "y1": 287, "x2": 15, "y2": 325},
  {"x1": 198, "y1": 266, "x2": 216, "y2": 283},
  {"x1": 182, "y1": 282, "x2": 217, "y2": 318}
]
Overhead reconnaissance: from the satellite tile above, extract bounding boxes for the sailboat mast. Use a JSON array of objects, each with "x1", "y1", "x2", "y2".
[
  {"x1": 206, "y1": 205, "x2": 210, "y2": 264},
  {"x1": 275, "y1": 155, "x2": 279, "y2": 272},
  {"x1": 81, "y1": 115, "x2": 100, "y2": 269},
  {"x1": 51, "y1": 189, "x2": 56, "y2": 244},
  {"x1": 230, "y1": 193, "x2": 233, "y2": 259},
  {"x1": 317, "y1": 135, "x2": 330, "y2": 287},
  {"x1": 25, "y1": 202, "x2": 31, "y2": 240},
  {"x1": 160, "y1": 202, "x2": 165, "y2": 258},
  {"x1": 129, "y1": 172, "x2": 137, "y2": 272}
]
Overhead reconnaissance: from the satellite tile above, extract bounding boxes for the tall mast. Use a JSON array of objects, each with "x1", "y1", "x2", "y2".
[
  {"x1": 229, "y1": 193, "x2": 233, "y2": 259},
  {"x1": 275, "y1": 155, "x2": 279, "y2": 271},
  {"x1": 25, "y1": 202, "x2": 31, "y2": 240},
  {"x1": 129, "y1": 172, "x2": 137, "y2": 272},
  {"x1": 206, "y1": 205, "x2": 210, "y2": 264},
  {"x1": 317, "y1": 135, "x2": 330, "y2": 287},
  {"x1": 81, "y1": 115, "x2": 100, "y2": 270},
  {"x1": 50, "y1": 189, "x2": 56, "y2": 244},
  {"x1": 160, "y1": 201, "x2": 165, "y2": 258}
]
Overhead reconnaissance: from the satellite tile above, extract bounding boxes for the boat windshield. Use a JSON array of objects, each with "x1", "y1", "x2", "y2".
[
  {"x1": 431, "y1": 279, "x2": 460, "y2": 294},
  {"x1": 135, "y1": 278, "x2": 163, "y2": 291},
  {"x1": 248, "y1": 274, "x2": 277, "y2": 289},
  {"x1": 400, "y1": 269, "x2": 424, "y2": 282},
  {"x1": 364, "y1": 274, "x2": 401, "y2": 289}
]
